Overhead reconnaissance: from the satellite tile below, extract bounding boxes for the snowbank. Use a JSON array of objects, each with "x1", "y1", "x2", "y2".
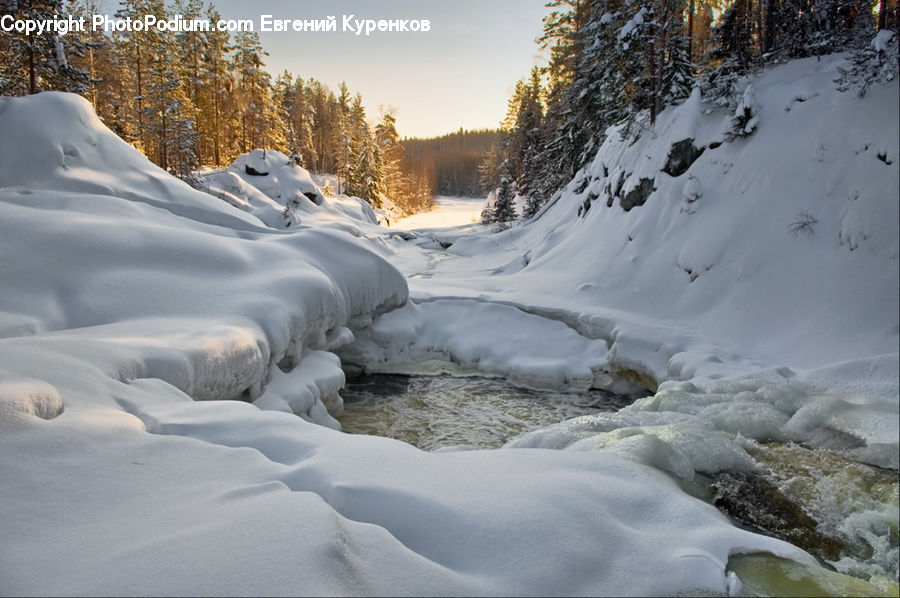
[{"x1": 0, "y1": 92, "x2": 407, "y2": 427}]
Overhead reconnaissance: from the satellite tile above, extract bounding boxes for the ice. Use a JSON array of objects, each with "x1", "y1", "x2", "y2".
[
  {"x1": 254, "y1": 350, "x2": 347, "y2": 428},
  {"x1": 342, "y1": 298, "x2": 611, "y2": 390},
  {"x1": 392, "y1": 195, "x2": 485, "y2": 229}
]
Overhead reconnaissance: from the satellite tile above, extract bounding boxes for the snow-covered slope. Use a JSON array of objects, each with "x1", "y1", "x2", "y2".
[
  {"x1": 377, "y1": 53, "x2": 898, "y2": 428},
  {"x1": 0, "y1": 91, "x2": 842, "y2": 596},
  {"x1": 341, "y1": 55, "x2": 899, "y2": 583}
]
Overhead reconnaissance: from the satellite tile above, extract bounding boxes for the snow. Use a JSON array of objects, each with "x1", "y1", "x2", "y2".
[
  {"x1": 873, "y1": 28, "x2": 896, "y2": 53},
  {"x1": 341, "y1": 299, "x2": 614, "y2": 391},
  {"x1": 392, "y1": 195, "x2": 485, "y2": 229},
  {"x1": 346, "y1": 54, "x2": 899, "y2": 581},
  {"x1": 1, "y1": 52, "x2": 898, "y2": 595},
  {"x1": 196, "y1": 149, "x2": 381, "y2": 229}
]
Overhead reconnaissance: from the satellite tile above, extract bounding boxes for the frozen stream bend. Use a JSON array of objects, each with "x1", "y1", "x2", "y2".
[{"x1": 336, "y1": 209, "x2": 900, "y2": 589}]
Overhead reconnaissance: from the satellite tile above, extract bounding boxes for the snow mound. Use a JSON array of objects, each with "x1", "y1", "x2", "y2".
[
  {"x1": 0, "y1": 378, "x2": 63, "y2": 424},
  {"x1": 197, "y1": 149, "x2": 380, "y2": 229},
  {"x1": 0, "y1": 92, "x2": 407, "y2": 425},
  {"x1": 0, "y1": 92, "x2": 262, "y2": 230}
]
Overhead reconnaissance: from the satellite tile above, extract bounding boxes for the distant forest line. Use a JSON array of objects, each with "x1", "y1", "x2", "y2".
[{"x1": 402, "y1": 129, "x2": 501, "y2": 198}]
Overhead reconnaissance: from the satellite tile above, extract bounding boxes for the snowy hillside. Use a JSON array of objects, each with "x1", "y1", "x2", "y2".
[
  {"x1": 370, "y1": 54, "x2": 899, "y2": 417},
  {"x1": 1, "y1": 52, "x2": 897, "y2": 597},
  {"x1": 343, "y1": 55, "x2": 900, "y2": 584}
]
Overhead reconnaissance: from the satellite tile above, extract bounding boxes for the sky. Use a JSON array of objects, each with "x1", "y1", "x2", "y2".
[{"x1": 202, "y1": 0, "x2": 550, "y2": 138}]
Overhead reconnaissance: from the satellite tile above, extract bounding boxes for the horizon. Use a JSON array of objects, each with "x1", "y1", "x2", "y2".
[{"x1": 173, "y1": 0, "x2": 550, "y2": 138}]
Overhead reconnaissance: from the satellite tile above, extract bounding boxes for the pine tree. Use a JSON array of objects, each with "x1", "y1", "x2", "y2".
[
  {"x1": 201, "y1": 4, "x2": 232, "y2": 165},
  {"x1": 173, "y1": 0, "x2": 206, "y2": 164},
  {"x1": 330, "y1": 82, "x2": 353, "y2": 194},
  {"x1": 139, "y1": 1, "x2": 197, "y2": 175},
  {"x1": 306, "y1": 79, "x2": 337, "y2": 173},
  {"x1": 0, "y1": 0, "x2": 89, "y2": 95},
  {"x1": 345, "y1": 93, "x2": 384, "y2": 206},
  {"x1": 115, "y1": 0, "x2": 162, "y2": 152},
  {"x1": 498, "y1": 68, "x2": 545, "y2": 202},
  {"x1": 491, "y1": 175, "x2": 518, "y2": 227},
  {"x1": 66, "y1": 0, "x2": 133, "y2": 139},
  {"x1": 478, "y1": 143, "x2": 502, "y2": 194},
  {"x1": 376, "y1": 110, "x2": 405, "y2": 204},
  {"x1": 836, "y1": 28, "x2": 899, "y2": 96},
  {"x1": 231, "y1": 31, "x2": 274, "y2": 152},
  {"x1": 663, "y1": 27, "x2": 696, "y2": 105}
]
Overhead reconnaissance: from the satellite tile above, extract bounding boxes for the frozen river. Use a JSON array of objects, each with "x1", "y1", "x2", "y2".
[{"x1": 393, "y1": 196, "x2": 486, "y2": 229}]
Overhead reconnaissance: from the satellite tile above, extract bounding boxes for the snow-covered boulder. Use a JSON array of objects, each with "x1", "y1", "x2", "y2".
[{"x1": 197, "y1": 149, "x2": 379, "y2": 228}]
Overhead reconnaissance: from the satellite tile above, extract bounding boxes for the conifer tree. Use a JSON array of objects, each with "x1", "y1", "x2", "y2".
[
  {"x1": 330, "y1": 82, "x2": 353, "y2": 194},
  {"x1": 345, "y1": 93, "x2": 384, "y2": 206},
  {"x1": 139, "y1": 0, "x2": 197, "y2": 174},
  {"x1": 231, "y1": 31, "x2": 271, "y2": 152},
  {"x1": 491, "y1": 175, "x2": 518, "y2": 226},
  {"x1": 173, "y1": 0, "x2": 206, "y2": 163},
  {"x1": 202, "y1": 4, "x2": 232, "y2": 165},
  {"x1": 376, "y1": 111, "x2": 405, "y2": 200},
  {"x1": 0, "y1": 0, "x2": 89, "y2": 95},
  {"x1": 478, "y1": 143, "x2": 502, "y2": 194}
]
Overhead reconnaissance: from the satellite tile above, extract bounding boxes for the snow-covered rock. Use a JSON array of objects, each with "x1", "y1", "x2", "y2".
[{"x1": 197, "y1": 148, "x2": 380, "y2": 228}]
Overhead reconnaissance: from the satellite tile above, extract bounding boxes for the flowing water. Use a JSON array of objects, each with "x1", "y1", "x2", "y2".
[
  {"x1": 338, "y1": 374, "x2": 636, "y2": 451},
  {"x1": 336, "y1": 374, "x2": 899, "y2": 595}
]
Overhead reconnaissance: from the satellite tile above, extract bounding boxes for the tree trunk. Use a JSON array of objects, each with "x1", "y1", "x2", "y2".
[
  {"x1": 764, "y1": 0, "x2": 776, "y2": 52},
  {"x1": 88, "y1": 45, "x2": 97, "y2": 109},
  {"x1": 213, "y1": 63, "x2": 220, "y2": 166},
  {"x1": 652, "y1": 0, "x2": 669, "y2": 125},
  {"x1": 193, "y1": 50, "x2": 202, "y2": 165},
  {"x1": 160, "y1": 111, "x2": 168, "y2": 171},
  {"x1": 28, "y1": 48, "x2": 37, "y2": 94},
  {"x1": 877, "y1": 0, "x2": 886, "y2": 30},
  {"x1": 136, "y1": 43, "x2": 144, "y2": 149},
  {"x1": 687, "y1": 0, "x2": 695, "y2": 61}
]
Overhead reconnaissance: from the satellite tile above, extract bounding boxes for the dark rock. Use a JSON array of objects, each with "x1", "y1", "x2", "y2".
[
  {"x1": 711, "y1": 471, "x2": 844, "y2": 562},
  {"x1": 662, "y1": 138, "x2": 706, "y2": 177},
  {"x1": 303, "y1": 191, "x2": 320, "y2": 205},
  {"x1": 574, "y1": 177, "x2": 591, "y2": 194},
  {"x1": 244, "y1": 164, "x2": 269, "y2": 176},
  {"x1": 621, "y1": 177, "x2": 656, "y2": 211},
  {"x1": 580, "y1": 193, "x2": 597, "y2": 217},
  {"x1": 612, "y1": 171, "x2": 627, "y2": 196}
]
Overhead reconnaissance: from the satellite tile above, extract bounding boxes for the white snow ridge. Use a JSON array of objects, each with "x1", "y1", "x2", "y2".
[{"x1": 1, "y1": 53, "x2": 898, "y2": 597}]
